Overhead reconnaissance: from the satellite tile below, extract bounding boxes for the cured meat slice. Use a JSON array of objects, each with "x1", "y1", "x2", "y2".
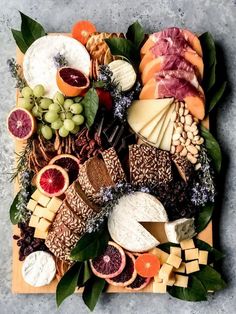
[{"x1": 139, "y1": 77, "x2": 205, "y2": 120}]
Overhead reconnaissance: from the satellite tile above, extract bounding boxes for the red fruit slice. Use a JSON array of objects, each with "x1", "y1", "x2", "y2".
[
  {"x1": 90, "y1": 241, "x2": 126, "y2": 279},
  {"x1": 135, "y1": 253, "x2": 160, "y2": 278},
  {"x1": 106, "y1": 252, "x2": 137, "y2": 287},
  {"x1": 96, "y1": 88, "x2": 113, "y2": 111},
  {"x1": 49, "y1": 154, "x2": 80, "y2": 184},
  {"x1": 7, "y1": 108, "x2": 36, "y2": 141},
  {"x1": 126, "y1": 275, "x2": 151, "y2": 291},
  {"x1": 36, "y1": 165, "x2": 69, "y2": 197}
]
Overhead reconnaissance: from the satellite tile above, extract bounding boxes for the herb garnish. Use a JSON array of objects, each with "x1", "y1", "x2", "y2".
[{"x1": 7, "y1": 58, "x2": 27, "y2": 91}]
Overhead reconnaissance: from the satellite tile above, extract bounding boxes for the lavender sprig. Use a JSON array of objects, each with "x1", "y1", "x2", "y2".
[
  {"x1": 7, "y1": 58, "x2": 27, "y2": 91},
  {"x1": 53, "y1": 53, "x2": 69, "y2": 68}
]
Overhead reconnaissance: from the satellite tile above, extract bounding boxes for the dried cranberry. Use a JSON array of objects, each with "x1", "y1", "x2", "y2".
[
  {"x1": 13, "y1": 235, "x2": 20, "y2": 240},
  {"x1": 17, "y1": 239, "x2": 23, "y2": 246}
]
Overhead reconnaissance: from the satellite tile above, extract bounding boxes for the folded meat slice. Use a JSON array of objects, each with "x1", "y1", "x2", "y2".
[
  {"x1": 139, "y1": 77, "x2": 205, "y2": 120},
  {"x1": 141, "y1": 27, "x2": 202, "y2": 57}
]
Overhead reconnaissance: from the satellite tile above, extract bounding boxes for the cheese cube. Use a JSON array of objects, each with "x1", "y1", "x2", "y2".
[
  {"x1": 37, "y1": 218, "x2": 51, "y2": 232},
  {"x1": 34, "y1": 205, "x2": 46, "y2": 217},
  {"x1": 154, "y1": 275, "x2": 163, "y2": 283},
  {"x1": 185, "y1": 260, "x2": 200, "y2": 274},
  {"x1": 166, "y1": 274, "x2": 176, "y2": 286},
  {"x1": 174, "y1": 262, "x2": 185, "y2": 274},
  {"x1": 185, "y1": 248, "x2": 199, "y2": 261},
  {"x1": 180, "y1": 239, "x2": 195, "y2": 250},
  {"x1": 149, "y1": 248, "x2": 169, "y2": 264},
  {"x1": 31, "y1": 189, "x2": 43, "y2": 202},
  {"x1": 170, "y1": 246, "x2": 182, "y2": 257},
  {"x1": 42, "y1": 208, "x2": 56, "y2": 222},
  {"x1": 47, "y1": 197, "x2": 63, "y2": 213},
  {"x1": 199, "y1": 250, "x2": 208, "y2": 265},
  {"x1": 174, "y1": 274, "x2": 188, "y2": 288},
  {"x1": 167, "y1": 254, "x2": 182, "y2": 268},
  {"x1": 153, "y1": 282, "x2": 167, "y2": 293},
  {"x1": 34, "y1": 228, "x2": 48, "y2": 239},
  {"x1": 38, "y1": 194, "x2": 51, "y2": 207},
  {"x1": 159, "y1": 263, "x2": 173, "y2": 281},
  {"x1": 27, "y1": 199, "x2": 37, "y2": 212},
  {"x1": 29, "y1": 215, "x2": 40, "y2": 228}
]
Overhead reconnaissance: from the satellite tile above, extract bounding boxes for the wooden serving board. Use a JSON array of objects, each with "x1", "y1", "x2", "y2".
[{"x1": 12, "y1": 34, "x2": 212, "y2": 294}]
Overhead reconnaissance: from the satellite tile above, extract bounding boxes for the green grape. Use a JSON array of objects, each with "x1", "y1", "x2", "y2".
[
  {"x1": 70, "y1": 103, "x2": 83, "y2": 114},
  {"x1": 59, "y1": 126, "x2": 69, "y2": 137},
  {"x1": 37, "y1": 123, "x2": 43, "y2": 134},
  {"x1": 64, "y1": 99, "x2": 74, "y2": 110},
  {"x1": 39, "y1": 98, "x2": 53, "y2": 109},
  {"x1": 64, "y1": 119, "x2": 75, "y2": 131},
  {"x1": 53, "y1": 92, "x2": 64, "y2": 105},
  {"x1": 51, "y1": 119, "x2": 63, "y2": 130},
  {"x1": 19, "y1": 97, "x2": 34, "y2": 110},
  {"x1": 41, "y1": 125, "x2": 53, "y2": 140},
  {"x1": 72, "y1": 114, "x2": 85, "y2": 126},
  {"x1": 49, "y1": 103, "x2": 61, "y2": 112},
  {"x1": 32, "y1": 106, "x2": 43, "y2": 118},
  {"x1": 21, "y1": 86, "x2": 33, "y2": 98},
  {"x1": 74, "y1": 96, "x2": 82, "y2": 103},
  {"x1": 66, "y1": 112, "x2": 73, "y2": 119},
  {"x1": 33, "y1": 84, "x2": 45, "y2": 98},
  {"x1": 44, "y1": 111, "x2": 59, "y2": 123},
  {"x1": 70, "y1": 125, "x2": 80, "y2": 134}
]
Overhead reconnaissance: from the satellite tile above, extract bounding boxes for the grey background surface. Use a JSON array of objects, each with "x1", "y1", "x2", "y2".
[{"x1": 0, "y1": 0, "x2": 236, "y2": 313}]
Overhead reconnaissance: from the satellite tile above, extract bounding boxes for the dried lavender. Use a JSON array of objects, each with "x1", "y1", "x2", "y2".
[
  {"x1": 7, "y1": 58, "x2": 26, "y2": 91},
  {"x1": 53, "y1": 52, "x2": 69, "y2": 68},
  {"x1": 191, "y1": 147, "x2": 216, "y2": 206}
]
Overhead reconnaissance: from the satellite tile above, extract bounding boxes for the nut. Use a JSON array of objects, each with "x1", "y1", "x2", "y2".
[
  {"x1": 180, "y1": 147, "x2": 187, "y2": 157},
  {"x1": 186, "y1": 145, "x2": 198, "y2": 155},
  {"x1": 187, "y1": 132, "x2": 194, "y2": 140},
  {"x1": 180, "y1": 116, "x2": 185, "y2": 123},
  {"x1": 180, "y1": 137, "x2": 186, "y2": 144},
  {"x1": 187, "y1": 153, "x2": 197, "y2": 164},
  {"x1": 170, "y1": 146, "x2": 176, "y2": 154},
  {"x1": 173, "y1": 133, "x2": 181, "y2": 141},
  {"x1": 176, "y1": 145, "x2": 183, "y2": 153},
  {"x1": 173, "y1": 140, "x2": 181, "y2": 146},
  {"x1": 185, "y1": 115, "x2": 193, "y2": 125},
  {"x1": 176, "y1": 126, "x2": 183, "y2": 134},
  {"x1": 196, "y1": 138, "x2": 204, "y2": 145},
  {"x1": 193, "y1": 130, "x2": 199, "y2": 136},
  {"x1": 184, "y1": 109, "x2": 189, "y2": 116},
  {"x1": 184, "y1": 125, "x2": 191, "y2": 132},
  {"x1": 182, "y1": 131, "x2": 187, "y2": 139},
  {"x1": 185, "y1": 138, "x2": 191, "y2": 146},
  {"x1": 195, "y1": 163, "x2": 202, "y2": 170},
  {"x1": 179, "y1": 107, "x2": 184, "y2": 116}
]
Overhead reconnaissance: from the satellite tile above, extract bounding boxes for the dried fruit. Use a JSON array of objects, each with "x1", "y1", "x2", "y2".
[
  {"x1": 56, "y1": 67, "x2": 90, "y2": 97},
  {"x1": 126, "y1": 274, "x2": 151, "y2": 291},
  {"x1": 106, "y1": 252, "x2": 137, "y2": 287},
  {"x1": 7, "y1": 108, "x2": 36, "y2": 140},
  {"x1": 36, "y1": 165, "x2": 69, "y2": 197},
  {"x1": 49, "y1": 154, "x2": 80, "y2": 184},
  {"x1": 135, "y1": 253, "x2": 160, "y2": 278},
  {"x1": 90, "y1": 241, "x2": 126, "y2": 279},
  {"x1": 96, "y1": 88, "x2": 113, "y2": 111}
]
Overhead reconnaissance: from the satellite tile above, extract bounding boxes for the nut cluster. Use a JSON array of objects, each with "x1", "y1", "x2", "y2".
[{"x1": 170, "y1": 102, "x2": 204, "y2": 165}]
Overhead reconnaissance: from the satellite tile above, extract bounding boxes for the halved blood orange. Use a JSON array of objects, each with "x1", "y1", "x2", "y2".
[
  {"x1": 56, "y1": 67, "x2": 90, "y2": 97},
  {"x1": 7, "y1": 108, "x2": 36, "y2": 141},
  {"x1": 135, "y1": 253, "x2": 160, "y2": 278},
  {"x1": 72, "y1": 20, "x2": 97, "y2": 45},
  {"x1": 36, "y1": 165, "x2": 69, "y2": 197}
]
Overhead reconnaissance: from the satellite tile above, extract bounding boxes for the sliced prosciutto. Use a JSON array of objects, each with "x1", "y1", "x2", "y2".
[{"x1": 139, "y1": 77, "x2": 205, "y2": 120}]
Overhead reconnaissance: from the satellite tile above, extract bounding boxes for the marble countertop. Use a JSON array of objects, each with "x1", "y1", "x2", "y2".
[{"x1": 0, "y1": 0, "x2": 236, "y2": 313}]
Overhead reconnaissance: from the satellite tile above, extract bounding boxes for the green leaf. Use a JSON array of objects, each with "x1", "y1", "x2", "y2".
[
  {"x1": 81, "y1": 88, "x2": 99, "y2": 129},
  {"x1": 199, "y1": 32, "x2": 216, "y2": 70},
  {"x1": 168, "y1": 276, "x2": 207, "y2": 301},
  {"x1": 11, "y1": 29, "x2": 28, "y2": 54},
  {"x1": 200, "y1": 125, "x2": 222, "y2": 172},
  {"x1": 77, "y1": 261, "x2": 93, "y2": 287},
  {"x1": 56, "y1": 262, "x2": 82, "y2": 307},
  {"x1": 105, "y1": 37, "x2": 139, "y2": 66},
  {"x1": 10, "y1": 191, "x2": 21, "y2": 224},
  {"x1": 70, "y1": 226, "x2": 110, "y2": 261},
  {"x1": 195, "y1": 239, "x2": 224, "y2": 263},
  {"x1": 126, "y1": 21, "x2": 145, "y2": 48},
  {"x1": 19, "y1": 11, "x2": 46, "y2": 47},
  {"x1": 207, "y1": 81, "x2": 227, "y2": 112},
  {"x1": 205, "y1": 59, "x2": 216, "y2": 92},
  {"x1": 195, "y1": 203, "x2": 214, "y2": 233},
  {"x1": 82, "y1": 276, "x2": 106, "y2": 311},
  {"x1": 194, "y1": 265, "x2": 226, "y2": 291}
]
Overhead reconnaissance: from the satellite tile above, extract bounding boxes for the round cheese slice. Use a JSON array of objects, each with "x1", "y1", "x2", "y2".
[
  {"x1": 23, "y1": 35, "x2": 90, "y2": 98},
  {"x1": 108, "y1": 192, "x2": 168, "y2": 252},
  {"x1": 22, "y1": 251, "x2": 56, "y2": 287},
  {"x1": 108, "y1": 60, "x2": 136, "y2": 91}
]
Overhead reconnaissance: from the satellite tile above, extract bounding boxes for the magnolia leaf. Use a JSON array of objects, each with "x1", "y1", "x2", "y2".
[
  {"x1": 126, "y1": 21, "x2": 145, "y2": 48},
  {"x1": 81, "y1": 88, "x2": 99, "y2": 129},
  {"x1": 199, "y1": 32, "x2": 216, "y2": 70},
  {"x1": 11, "y1": 29, "x2": 28, "y2": 54},
  {"x1": 194, "y1": 265, "x2": 226, "y2": 291},
  {"x1": 208, "y1": 81, "x2": 227, "y2": 112},
  {"x1": 194, "y1": 239, "x2": 224, "y2": 263},
  {"x1": 195, "y1": 203, "x2": 214, "y2": 233},
  {"x1": 82, "y1": 276, "x2": 106, "y2": 311},
  {"x1": 77, "y1": 261, "x2": 93, "y2": 287},
  {"x1": 10, "y1": 191, "x2": 21, "y2": 225}
]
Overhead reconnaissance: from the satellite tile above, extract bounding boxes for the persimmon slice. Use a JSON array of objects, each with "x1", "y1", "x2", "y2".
[
  {"x1": 135, "y1": 253, "x2": 160, "y2": 278},
  {"x1": 72, "y1": 20, "x2": 97, "y2": 45}
]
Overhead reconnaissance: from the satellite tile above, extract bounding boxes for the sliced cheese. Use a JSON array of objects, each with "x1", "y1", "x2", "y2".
[
  {"x1": 139, "y1": 106, "x2": 168, "y2": 139},
  {"x1": 127, "y1": 98, "x2": 174, "y2": 133},
  {"x1": 146, "y1": 110, "x2": 168, "y2": 143},
  {"x1": 159, "y1": 119, "x2": 175, "y2": 151},
  {"x1": 108, "y1": 192, "x2": 168, "y2": 252},
  {"x1": 165, "y1": 218, "x2": 196, "y2": 243}
]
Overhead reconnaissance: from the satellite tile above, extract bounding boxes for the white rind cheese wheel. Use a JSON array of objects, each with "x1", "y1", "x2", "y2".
[
  {"x1": 22, "y1": 251, "x2": 56, "y2": 287},
  {"x1": 108, "y1": 192, "x2": 168, "y2": 252},
  {"x1": 108, "y1": 60, "x2": 137, "y2": 91},
  {"x1": 23, "y1": 35, "x2": 90, "y2": 98}
]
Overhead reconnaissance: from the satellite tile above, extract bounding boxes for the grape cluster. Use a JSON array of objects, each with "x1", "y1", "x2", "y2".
[{"x1": 19, "y1": 85, "x2": 85, "y2": 140}]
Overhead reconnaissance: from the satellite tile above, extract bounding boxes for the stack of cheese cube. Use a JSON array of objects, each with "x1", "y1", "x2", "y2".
[
  {"x1": 151, "y1": 239, "x2": 209, "y2": 293},
  {"x1": 27, "y1": 189, "x2": 63, "y2": 239}
]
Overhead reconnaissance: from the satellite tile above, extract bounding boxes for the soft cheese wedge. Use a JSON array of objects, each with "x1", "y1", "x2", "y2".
[
  {"x1": 127, "y1": 98, "x2": 174, "y2": 134},
  {"x1": 108, "y1": 192, "x2": 168, "y2": 252}
]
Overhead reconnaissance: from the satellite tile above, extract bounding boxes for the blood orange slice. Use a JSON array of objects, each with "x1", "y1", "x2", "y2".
[
  {"x1": 7, "y1": 108, "x2": 36, "y2": 141},
  {"x1": 49, "y1": 154, "x2": 80, "y2": 184},
  {"x1": 135, "y1": 253, "x2": 160, "y2": 278},
  {"x1": 36, "y1": 165, "x2": 69, "y2": 197},
  {"x1": 56, "y1": 67, "x2": 90, "y2": 97}
]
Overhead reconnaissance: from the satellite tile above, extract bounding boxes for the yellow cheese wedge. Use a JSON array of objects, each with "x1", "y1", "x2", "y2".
[
  {"x1": 146, "y1": 110, "x2": 168, "y2": 143},
  {"x1": 174, "y1": 274, "x2": 188, "y2": 288},
  {"x1": 159, "y1": 120, "x2": 175, "y2": 151},
  {"x1": 127, "y1": 98, "x2": 174, "y2": 134}
]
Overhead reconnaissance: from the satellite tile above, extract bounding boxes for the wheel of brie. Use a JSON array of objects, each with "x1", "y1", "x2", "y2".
[
  {"x1": 23, "y1": 35, "x2": 90, "y2": 98},
  {"x1": 22, "y1": 251, "x2": 56, "y2": 287}
]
